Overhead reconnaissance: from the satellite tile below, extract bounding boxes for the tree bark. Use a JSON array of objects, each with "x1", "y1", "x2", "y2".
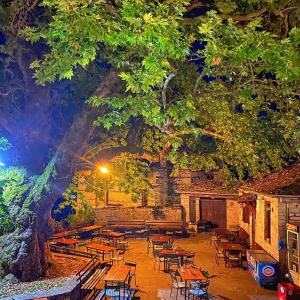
[{"x1": 6, "y1": 70, "x2": 123, "y2": 281}]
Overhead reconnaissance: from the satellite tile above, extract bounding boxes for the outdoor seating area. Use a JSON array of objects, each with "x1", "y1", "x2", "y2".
[
  {"x1": 211, "y1": 228, "x2": 245, "y2": 268},
  {"x1": 47, "y1": 224, "x2": 278, "y2": 300}
]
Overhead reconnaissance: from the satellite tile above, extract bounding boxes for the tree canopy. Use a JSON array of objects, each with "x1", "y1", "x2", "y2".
[{"x1": 23, "y1": 0, "x2": 300, "y2": 182}]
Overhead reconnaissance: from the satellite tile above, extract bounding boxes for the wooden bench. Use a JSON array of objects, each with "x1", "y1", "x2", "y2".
[
  {"x1": 107, "y1": 220, "x2": 145, "y2": 229},
  {"x1": 146, "y1": 221, "x2": 186, "y2": 235},
  {"x1": 81, "y1": 267, "x2": 108, "y2": 290},
  {"x1": 106, "y1": 220, "x2": 146, "y2": 236}
]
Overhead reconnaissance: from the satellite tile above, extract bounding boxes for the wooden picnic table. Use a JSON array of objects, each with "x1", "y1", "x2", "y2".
[
  {"x1": 151, "y1": 235, "x2": 171, "y2": 244},
  {"x1": 86, "y1": 243, "x2": 116, "y2": 260},
  {"x1": 78, "y1": 225, "x2": 103, "y2": 233},
  {"x1": 178, "y1": 267, "x2": 206, "y2": 300},
  {"x1": 220, "y1": 242, "x2": 244, "y2": 253},
  {"x1": 99, "y1": 231, "x2": 127, "y2": 247},
  {"x1": 51, "y1": 229, "x2": 78, "y2": 239},
  {"x1": 54, "y1": 238, "x2": 80, "y2": 249},
  {"x1": 103, "y1": 265, "x2": 133, "y2": 297},
  {"x1": 104, "y1": 265, "x2": 132, "y2": 282},
  {"x1": 159, "y1": 249, "x2": 191, "y2": 269}
]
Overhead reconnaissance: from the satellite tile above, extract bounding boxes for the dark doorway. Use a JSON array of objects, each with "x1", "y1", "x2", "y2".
[
  {"x1": 200, "y1": 198, "x2": 227, "y2": 228},
  {"x1": 189, "y1": 197, "x2": 197, "y2": 223}
]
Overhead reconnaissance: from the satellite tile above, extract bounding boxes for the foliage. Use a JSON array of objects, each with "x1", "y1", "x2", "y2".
[
  {"x1": 23, "y1": 0, "x2": 300, "y2": 181},
  {"x1": 0, "y1": 136, "x2": 57, "y2": 233},
  {"x1": 0, "y1": 137, "x2": 10, "y2": 151},
  {"x1": 55, "y1": 153, "x2": 151, "y2": 223},
  {"x1": 0, "y1": 166, "x2": 32, "y2": 234}
]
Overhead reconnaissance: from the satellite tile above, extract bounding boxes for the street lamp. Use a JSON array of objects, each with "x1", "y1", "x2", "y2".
[
  {"x1": 98, "y1": 165, "x2": 110, "y2": 206},
  {"x1": 99, "y1": 166, "x2": 109, "y2": 174}
]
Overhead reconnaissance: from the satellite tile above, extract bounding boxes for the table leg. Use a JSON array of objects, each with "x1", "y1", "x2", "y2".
[{"x1": 185, "y1": 279, "x2": 187, "y2": 300}]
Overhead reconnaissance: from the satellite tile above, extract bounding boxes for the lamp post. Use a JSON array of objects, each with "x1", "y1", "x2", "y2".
[{"x1": 99, "y1": 166, "x2": 110, "y2": 206}]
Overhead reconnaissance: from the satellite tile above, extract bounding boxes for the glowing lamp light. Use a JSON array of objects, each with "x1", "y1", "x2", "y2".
[{"x1": 99, "y1": 166, "x2": 109, "y2": 174}]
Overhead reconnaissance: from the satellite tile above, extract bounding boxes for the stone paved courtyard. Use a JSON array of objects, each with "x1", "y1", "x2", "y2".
[{"x1": 122, "y1": 233, "x2": 277, "y2": 300}]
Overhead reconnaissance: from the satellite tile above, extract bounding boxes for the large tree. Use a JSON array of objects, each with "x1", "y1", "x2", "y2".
[
  {"x1": 0, "y1": 0, "x2": 299, "y2": 281},
  {"x1": 25, "y1": 0, "x2": 300, "y2": 180}
]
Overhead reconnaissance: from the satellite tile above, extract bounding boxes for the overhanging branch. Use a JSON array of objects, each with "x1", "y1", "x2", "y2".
[
  {"x1": 162, "y1": 73, "x2": 175, "y2": 111},
  {"x1": 169, "y1": 128, "x2": 225, "y2": 140}
]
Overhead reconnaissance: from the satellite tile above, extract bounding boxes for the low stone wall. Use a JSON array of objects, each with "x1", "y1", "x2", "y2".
[
  {"x1": 95, "y1": 206, "x2": 186, "y2": 225},
  {"x1": 2, "y1": 276, "x2": 81, "y2": 300}
]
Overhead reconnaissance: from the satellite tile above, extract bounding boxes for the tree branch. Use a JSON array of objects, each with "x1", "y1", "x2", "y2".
[
  {"x1": 169, "y1": 128, "x2": 225, "y2": 140},
  {"x1": 219, "y1": 7, "x2": 269, "y2": 22},
  {"x1": 162, "y1": 73, "x2": 175, "y2": 111},
  {"x1": 193, "y1": 73, "x2": 204, "y2": 98}
]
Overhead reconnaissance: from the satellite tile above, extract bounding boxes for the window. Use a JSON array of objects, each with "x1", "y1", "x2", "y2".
[
  {"x1": 242, "y1": 205, "x2": 249, "y2": 223},
  {"x1": 264, "y1": 202, "x2": 271, "y2": 243}
]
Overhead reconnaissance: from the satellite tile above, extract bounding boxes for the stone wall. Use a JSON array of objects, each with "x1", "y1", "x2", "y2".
[
  {"x1": 94, "y1": 206, "x2": 185, "y2": 224},
  {"x1": 226, "y1": 199, "x2": 239, "y2": 230},
  {"x1": 255, "y1": 195, "x2": 280, "y2": 261}
]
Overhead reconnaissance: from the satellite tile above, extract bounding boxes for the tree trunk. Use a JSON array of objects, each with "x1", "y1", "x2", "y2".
[{"x1": 5, "y1": 70, "x2": 123, "y2": 281}]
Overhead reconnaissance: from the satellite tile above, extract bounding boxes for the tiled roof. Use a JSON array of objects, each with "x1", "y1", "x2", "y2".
[
  {"x1": 241, "y1": 162, "x2": 300, "y2": 195},
  {"x1": 174, "y1": 178, "x2": 238, "y2": 196}
]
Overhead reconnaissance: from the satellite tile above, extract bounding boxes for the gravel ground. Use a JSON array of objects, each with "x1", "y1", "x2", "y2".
[
  {"x1": 0, "y1": 277, "x2": 67, "y2": 298},
  {"x1": 0, "y1": 253, "x2": 89, "y2": 298}
]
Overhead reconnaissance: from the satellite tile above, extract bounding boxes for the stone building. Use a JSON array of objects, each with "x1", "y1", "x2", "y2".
[
  {"x1": 174, "y1": 169, "x2": 239, "y2": 229},
  {"x1": 238, "y1": 162, "x2": 300, "y2": 273}
]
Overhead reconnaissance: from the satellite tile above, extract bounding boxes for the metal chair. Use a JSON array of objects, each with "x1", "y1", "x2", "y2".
[
  {"x1": 188, "y1": 279, "x2": 210, "y2": 299},
  {"x1": 167, "y1": 257, "x2": 181, "y2": 271},
  {"x1": 125, "y1": 260, "x2": 137, "y2": 287},
  {"x1": 153, "y1": 250, "x2": 164, "y2": 271},
  {"x1": 225, "y1": 250, "x2": 242, "y2": 268},
  {"x1": 215, "y1": 244, "x2": 225, "y2": 265},
  {"x1": 185, "y1": 253, "x2": 196, "y2": 267},
  {"x1": 170, "y1": 271, "x2": 185, "y2": 300},
  {"x1": 111, "y1": 249, "x2": 125, "y2": 265},
  {"x1": 104, "y1": 283, "x2": 121, "y2": 299},
  {"x1": 147, "y1": 238, "x2": 152, "y2": 256}
]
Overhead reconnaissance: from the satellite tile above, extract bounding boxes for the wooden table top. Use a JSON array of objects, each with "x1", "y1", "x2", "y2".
[
  {"x1": 52, "y1": 230, "x2": 78, "y2": 239},
  {"x1": 54, "y1": 238, "x2": 80, "y2": 245},
  {"x1": 100, "y1": 231, "x2": 127, "y2": 238},
  {"x1": 214, "y1": 228, "x2": 230, "y2": 236},
  {"x1": 179, "y1": 267, "x2": 206, "y2": 281},
  {"x1": 111, "y1": 224, "x2": 144, "y2": 229},
  {"x1": 220, "y1": 243, "x2": 244, "y2": 251},
  {"x1": 86, "y1": 243, "x2": 116, "y2": 252},
  {"x1": 151, "y1": 235, "x2": 171, "y2": 243},
  {"x1": 159, "y1": 249, "x2": 191, "y2": 256},
  {"x1": 78, "y1": 225, "x2": 103, "y2": 232},
  {"x1": 103, "y1": 265, "x2": 132, "y2": 282}
]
